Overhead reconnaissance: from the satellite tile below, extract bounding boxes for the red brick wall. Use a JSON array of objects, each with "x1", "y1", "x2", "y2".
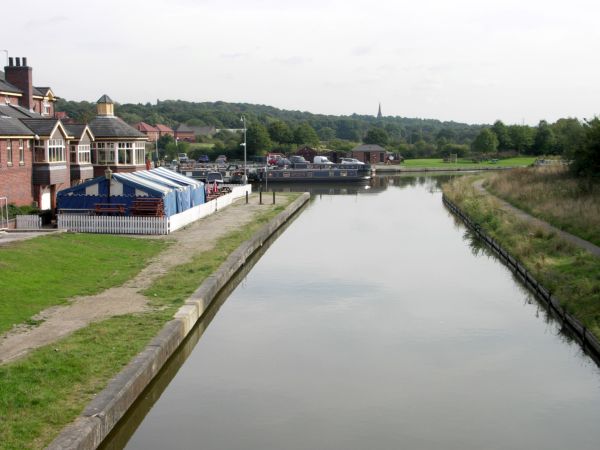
[
  {"x1": 5, "y1": 65, "x2": 33, "y2": 111},
  {"x1": 0, "y1": 94, "x2": 20, "y2": 106},
  {"x1": 0, "y1": 138, "x2": 34, "y2": 206}
]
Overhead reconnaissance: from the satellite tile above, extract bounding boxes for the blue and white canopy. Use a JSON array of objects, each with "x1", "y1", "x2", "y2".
[{"x1": 57, "y1": 168, "x2": 205, "y2": 217}]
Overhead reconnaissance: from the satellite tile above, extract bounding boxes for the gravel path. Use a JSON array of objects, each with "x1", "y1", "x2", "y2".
[
  {"x1": 0, "y1": 194, "x2": 286, "y2": 364},
  {"x1": 475, "y1": 179, "x2": 600, "y2": 257}
]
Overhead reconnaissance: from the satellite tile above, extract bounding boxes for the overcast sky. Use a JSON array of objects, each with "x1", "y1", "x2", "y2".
[{"x1": 3, "y1": 0, "x2": 599, "y2": 125}]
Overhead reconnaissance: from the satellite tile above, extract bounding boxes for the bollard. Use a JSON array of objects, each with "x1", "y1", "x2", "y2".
[
  {"x1": 246, "y1": 191, "x2": 249, "y2": 204},
  {"x1": 272, "y1": 191, "x2": 275, "y2": 204},
  {"x1": 259, "y1": 187, "x2": 262, "y2": 205}
]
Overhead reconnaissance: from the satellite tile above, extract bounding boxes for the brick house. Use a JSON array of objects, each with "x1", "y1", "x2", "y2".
[
  {"x1": 0, "y1": 117, "x2": 35, "y2": 206},
  {"x1": 174, "y1": 123, "x2": 195, "y2": 142},
  {"x1": 351, "y1": 144, "x2": 387, "y2": 164},
  {"x1": 134, "y1": 122, "x2": 160, "y2": 141},
  {"x1": 88, "y1": 95, "x2": 148, "y2": 177},
  {"x1": 155, "y1": 123, "x2": 174, "y2": 137},
  {"x1": 0, "y1": 57, "x2": 66, "y2": 209}
]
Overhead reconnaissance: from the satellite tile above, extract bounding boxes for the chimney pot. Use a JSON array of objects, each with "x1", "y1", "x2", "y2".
[
  {"x1": 16, "y1": 57, "x2": 20, "y2": 67},
  {"x1": 8, "y1": 57, "x2": 13, "y2": 67},
  {"x1": 23, "y1": 57, "x2": 27, "y2": 66}
]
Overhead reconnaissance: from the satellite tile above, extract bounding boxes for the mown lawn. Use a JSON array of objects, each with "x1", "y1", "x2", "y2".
[
  {"x1": 0, "y1": 233, "x2": 168, "y2": 335},
  {"x1": 443, "y1": 176, "x2": 600, "y2": 341},
  {"x1": 0, "y1": 194, "x2": 299, "y2": 450},
  {"x1": 402, "y1": 157, "x2": 535, "y2": 168}
]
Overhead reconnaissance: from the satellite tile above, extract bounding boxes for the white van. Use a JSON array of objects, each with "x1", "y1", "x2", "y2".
[{"x1": 313, "y1": 155, "x2": 333, "y2": 164}]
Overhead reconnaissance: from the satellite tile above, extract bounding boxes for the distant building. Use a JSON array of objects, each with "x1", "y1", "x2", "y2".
[
  {"x1": 174, "y1": 123, "x2": 195, "y2": 142},
  {"x1": 295, "y1": 145, "x2": 317, "y2": 162},
  {"x1": 352, "y1": 144, "x2": 386, "y2": 164},
  {"x1": 377, "y1": 102, "x2": 382, "y2": 119},
  {"x1": 155, "y1": 123, "x2": 174, "y2": 137},
  {"x1": 134, "y1": 122, "x2": 160, "y2": 141}
]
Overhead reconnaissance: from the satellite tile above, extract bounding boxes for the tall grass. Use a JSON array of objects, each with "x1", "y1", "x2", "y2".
[
  {"x1": 485, "y1": 166, "x2": 600, "y2": 246},
  {"x1": 444, "y1": 176, "x2": 600, "y2": 341}
]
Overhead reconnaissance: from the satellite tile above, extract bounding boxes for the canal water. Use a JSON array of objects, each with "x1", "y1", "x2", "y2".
[{"x1": 105, "y1": 175, "x2": 600, "y2": 450}]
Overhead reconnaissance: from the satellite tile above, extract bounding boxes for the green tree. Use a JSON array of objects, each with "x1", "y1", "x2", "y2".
[
  {"x1": 246, "y1": 123, "x2": 272, "y2": 155},
  {"x1": 364, "y1": 127, "x2": 389, "y2": 146},
  {"x1": 570, "y1": 117, "x2": 600, "y2": 178},
  {"x1": 267, "y1": 121, "x2": 294, "y2": 144},
  {"x1": 293, "y1": 122, "x2": 319, "y2": 145},
  {"x1": 508, "y1": 125, "x2": 535, "y2": 154},
  {"x1": 157, "y1": 134, "x2": 174, "y2": 150},
  {"x1": 318, "y1": 127, "x2": 336, "y2": 141},
  {"x1": 552, "y1": 118, "x2": 585, "y2": 156},
  {"x1": 491, "y1": 120, "x2": 513, "y2": 151},
  {"x1": 532, "y1": 120, "x2": 556, "y2": 155},
  {"x1": 471, "y1": 128, "x2": 498, "y2": 153}
]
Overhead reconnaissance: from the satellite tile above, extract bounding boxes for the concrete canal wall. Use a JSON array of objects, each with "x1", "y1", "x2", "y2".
[
  {"x1": 46, "y1": 193, "x2": 310, "y2": 450},
  {"x1": 442, "y1": 194, "x2": 600, "y2": 362}
]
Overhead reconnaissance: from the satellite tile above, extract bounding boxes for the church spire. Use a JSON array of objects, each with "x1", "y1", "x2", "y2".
[{"x1": 377, "y1": 102, "x2": 382, "y2": 119}]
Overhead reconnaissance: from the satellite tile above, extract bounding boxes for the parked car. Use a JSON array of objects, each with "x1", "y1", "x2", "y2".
[
  {"x1": 289, "y1": 155, "x2": 308, "y2": 164},
  {"x1": 340, "y1": 157, "x2": 365, "y2": 165},
  {"x1": 206, "y1": 171, "x2": 224, "y2": 184},
  {"x1": 197, "y1": 154, "x2": 210, "y2": 163},
  {"x1": 313, "y1": 155, "x2": 333, "y2": 164},
  {"x1": 178, "y1": 153, "x2": 188, "y2": 163},
  {"x1": 215, "y1": 155, "x2": 227, "y2": 165},
  {"x1": 276, "y1": 158, "x2": 292, "y2": 167}
]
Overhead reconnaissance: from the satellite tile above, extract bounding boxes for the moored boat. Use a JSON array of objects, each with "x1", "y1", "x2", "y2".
[{"x1": 258, "y1": 163, "x2": 372, "y2": 182}]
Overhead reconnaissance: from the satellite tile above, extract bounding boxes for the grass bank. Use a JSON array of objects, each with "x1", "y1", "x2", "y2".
[
  {"x1": 485, "y1": 166, "x2": 600, "y2": 246},
  {"x1": 0, "y1": 194, "x2": 299, "y2": 450},
  {"x1": 443, "y1": 176, "x2": 600, "y2": 342},
  {"x1": 402, "y1": 157, "x2": 535, "y2": 169},
  {"x1": 0, "y1": 234, "x2": 167, "y2": 335}
]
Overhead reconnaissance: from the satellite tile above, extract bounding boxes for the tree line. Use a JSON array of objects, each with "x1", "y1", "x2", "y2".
[{"x1": 56, "y1": 98, "x2": 598, "y2": 177}]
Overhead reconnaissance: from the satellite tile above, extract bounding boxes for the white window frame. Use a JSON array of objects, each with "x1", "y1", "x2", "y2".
[
  {"x1": 117, "y1": 142, "x2": 133, "y2": 165},
  {"x1": 19, "y1": 139, "x2": 24, "y2": 165},
  {"x1": 78, "y1": 144, "x2": 91, "y2": 164},
  {"x1": 95, "y1": 142, "x2": 115, "y2": 165},
  {"x1": 134, "y1": 142, "x2": 146, "y2": 165},
  {"x1": 48, "y1": 138, "x2": 65, "y2": 162},
  {"x1": 34, "y1": 139, "x2": 46, "y2": 163},
  {"x1": 7, "y1": 139, "x2": 13, "y2": 166}
]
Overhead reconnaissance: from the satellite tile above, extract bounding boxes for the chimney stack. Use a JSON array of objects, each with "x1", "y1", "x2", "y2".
[{"x1": 5, "y1": 56, "x2": 34, "y2": 111}]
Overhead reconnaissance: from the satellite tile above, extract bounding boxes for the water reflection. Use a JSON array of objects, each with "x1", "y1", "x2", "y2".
[{"x1": 116, "y1": 175, "x2": 600, "y2": 450}]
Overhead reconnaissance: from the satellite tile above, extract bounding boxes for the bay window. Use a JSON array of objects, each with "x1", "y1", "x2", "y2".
[
  {"x1": 96, "y1": 142, "x2": 115, "y2": 165},
  {"x1": 135, "y1": 142, "x2": 146, "y2": 165},
  {"x1": 48, "y1": 139, "x2": 65, "y2": 162}
]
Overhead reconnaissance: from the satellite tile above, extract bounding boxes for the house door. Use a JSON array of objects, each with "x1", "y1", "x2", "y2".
[
  {"x1": 364, "y1": 152, "x2": 370, "y2": 163},
  {"x1": 41, "y1": 188, "x2": 51, "y2": 210}
]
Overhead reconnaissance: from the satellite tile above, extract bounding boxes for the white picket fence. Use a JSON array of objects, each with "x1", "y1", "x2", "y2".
[
  {"x1": 58, "y1": 184, "x2": 252, "y2": 235},
  {"x1": 16, "y1": 215, "x2": 42, "y2": 230}
]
